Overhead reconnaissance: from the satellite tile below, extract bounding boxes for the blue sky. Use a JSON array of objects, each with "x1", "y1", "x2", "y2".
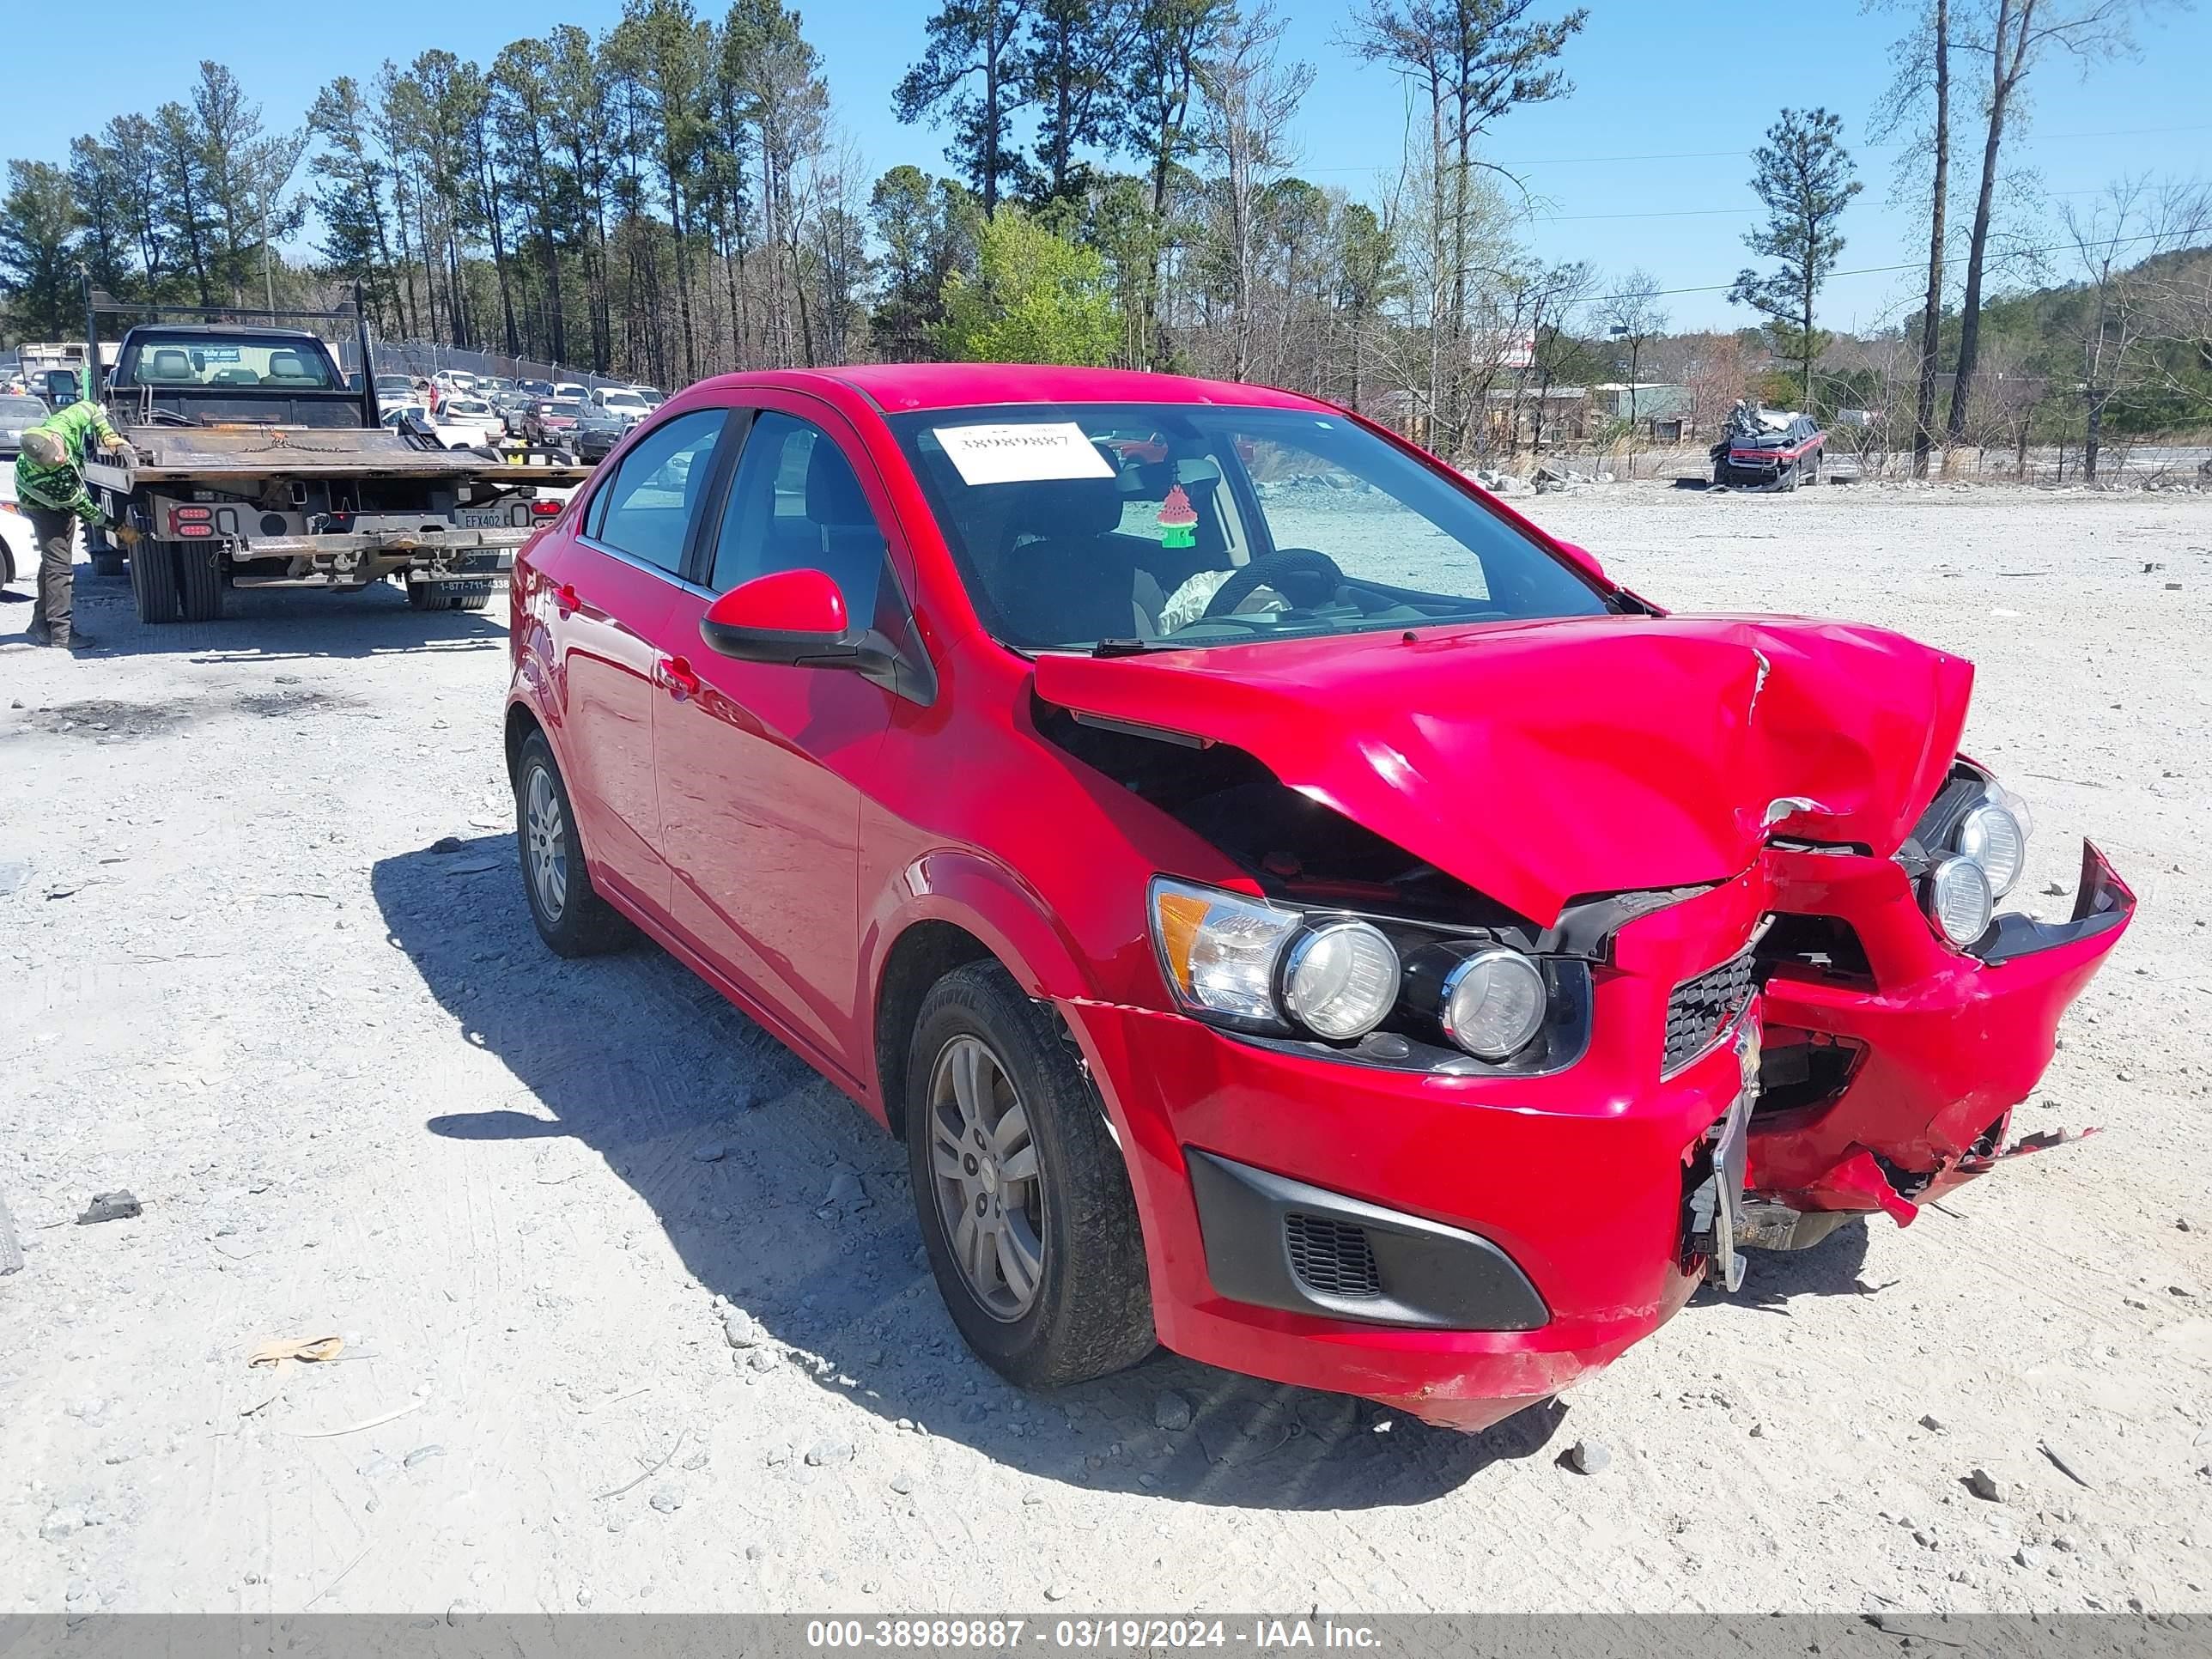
[{"x1": 4, "y1": 0, "x2": 2206, "y2": 332}]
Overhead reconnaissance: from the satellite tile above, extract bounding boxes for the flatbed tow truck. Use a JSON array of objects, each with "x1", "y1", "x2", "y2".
[{"x1": 76, "y1": 287, "x2": 591, "y2": 623}]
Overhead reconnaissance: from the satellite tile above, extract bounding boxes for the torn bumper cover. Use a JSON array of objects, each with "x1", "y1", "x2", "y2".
[{"x1": 1747, "y1": 839, "x2": 2133, "y2": 1224}]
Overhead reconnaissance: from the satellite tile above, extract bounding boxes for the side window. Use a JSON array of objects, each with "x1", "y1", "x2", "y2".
[
  {"x1": 707, "y1": 411, "x2": 886, "y2": 623},
  {"x1": 586, "y1": 409, "x2": 727, "y2": 573}
]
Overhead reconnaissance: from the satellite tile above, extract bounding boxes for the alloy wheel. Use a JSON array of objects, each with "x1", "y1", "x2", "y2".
[
  {"x1": 927, "y1": 1034, "x2": 1047, "y2": 1322},
  {"x1": 524, "y1": 765, "x2": 568, "y2": 923}
]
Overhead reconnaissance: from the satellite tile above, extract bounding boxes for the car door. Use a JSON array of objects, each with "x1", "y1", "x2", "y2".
[
  {"x1": 550, "y1": 407, "x2": 730, "y2": 916},
  {"x1": 647, "y1": 402, "x2": 903, "y2": 1081}
]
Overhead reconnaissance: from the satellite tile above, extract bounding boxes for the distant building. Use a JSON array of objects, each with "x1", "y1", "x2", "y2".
[{"x1": 1590, "y1": 383, "x2": 1694, "y2": 442}]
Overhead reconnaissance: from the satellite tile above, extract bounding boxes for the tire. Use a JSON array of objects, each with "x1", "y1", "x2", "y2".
[
  {"x1": 91, "y1": 551, "x2": 127, "y2": 580},
  {"x1": 407, "y1": 583, "x2": 489, "y2": 612},
  {"x1": 1711, "y1": 461, "x2": 1729, "y2": 487},
  {"x1": 514, "y1": 732, "x2": 635, "y2": 957},
  {"x1": 129, "y1": 538, "x2": 181, "y2": 623},
  {"x1": 1805, "y1": 450, "x2": 1823, "y2": 485},
  {"x1": 177, "y1": 541, "x2": 225, "y2": 622},
  {"x1": 906, "y1": 961, "x2": 1155, "y2": 1389}
]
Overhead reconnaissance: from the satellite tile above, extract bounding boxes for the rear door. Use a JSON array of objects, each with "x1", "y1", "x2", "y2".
[
  {"x1": 547, "y1": 408, "x2": 730, "y2": 917},
  {"x1": 647, "y1": 398, "x2": 906, "y2": 1081}
]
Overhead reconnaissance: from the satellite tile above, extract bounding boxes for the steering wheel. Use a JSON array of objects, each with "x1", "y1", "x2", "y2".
[{"x1": 1200, "y1": 548, "x2": 1347, "y2": 619}]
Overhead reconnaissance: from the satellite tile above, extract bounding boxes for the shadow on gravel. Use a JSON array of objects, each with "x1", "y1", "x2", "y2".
[
  {"x1": 1689, "y1": 1220, "x2": 1881, "y2": 1316},
  {"x1": 374, "y1": 834, "x2": 1561, "y2": 1510},
  {"x1": 54, "y1": 566, "x2": 507, "y2": 661}
]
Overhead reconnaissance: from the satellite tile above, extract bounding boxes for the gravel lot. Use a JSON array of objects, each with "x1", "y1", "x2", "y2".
[{"x1": 2, "y1": 481, "x2": 2208, "y2": 1617}]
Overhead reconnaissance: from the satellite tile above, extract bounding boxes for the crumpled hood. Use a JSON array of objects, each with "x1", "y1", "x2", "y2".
[{"x1": 1032, "y1": 614, "x2": 1973, "y2": 927}]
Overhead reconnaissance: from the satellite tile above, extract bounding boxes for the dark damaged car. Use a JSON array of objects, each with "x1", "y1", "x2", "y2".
[{"x1": 502, "y1": 364, "x2": 2134, "y2": 1431}]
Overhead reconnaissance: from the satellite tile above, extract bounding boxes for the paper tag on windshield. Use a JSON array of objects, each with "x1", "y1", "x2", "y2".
[{"x1": 935, "y1": 422, "x2": 1114, "y2": 487}]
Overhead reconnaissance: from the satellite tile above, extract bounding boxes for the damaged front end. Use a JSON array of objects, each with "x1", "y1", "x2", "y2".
[{"x1": 1027, "y1": 614, "x2": 2132, "y2": 1428}]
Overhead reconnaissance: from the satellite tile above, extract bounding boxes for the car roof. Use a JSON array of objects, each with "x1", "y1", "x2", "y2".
[
  {"x1": 685, "y1": 362, "x2": 1328, "y2": 416},
  {"x1": 120, "y1": 322, "x2": 326, "y2": 342}
]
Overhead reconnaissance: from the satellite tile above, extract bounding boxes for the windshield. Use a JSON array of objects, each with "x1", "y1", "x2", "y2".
[
  {"x1": 602, "y1": 391, "x2": 646, "y2": 408},
  {"x1": 889, "y1": 403, "x2": 1608, "y2": 651},
  {"x1": 0, "y1": 397, "x2": 46, "y2": 421},
  {"x1": 444, "y1": 398, "x2": 491, "y2": 416},
  {"x1": 129, "y1": 335, "x2": 337, "y2": 389}
]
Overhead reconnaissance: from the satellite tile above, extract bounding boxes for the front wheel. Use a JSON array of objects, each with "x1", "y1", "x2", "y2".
[
  {"x1": 513, "y1": 733, "x2": 635, "y2": 957},
  {"x1": 906, "y1": 962, "x2": 1155, "y2": 1389}
]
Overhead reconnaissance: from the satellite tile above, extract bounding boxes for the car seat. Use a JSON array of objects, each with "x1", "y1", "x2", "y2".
[
  {"x1": 143, "y1": 349, "x2": 195, "y2": 384},
  {"x1": 263, "y1": 350, "x2": 319, "y2": 386},
  {"x1": 995, "y1": 475, "x2": 1159, "y2": 646}
]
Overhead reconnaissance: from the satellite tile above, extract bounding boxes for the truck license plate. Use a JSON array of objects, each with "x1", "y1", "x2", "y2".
[{"x1": 456, "y1": 507, "x2": 508, "y2": 529}]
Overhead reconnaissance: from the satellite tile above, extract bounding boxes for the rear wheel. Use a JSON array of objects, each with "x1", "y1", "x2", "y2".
[
  {"x1": 129, "y1": 538, "x2": 181, "y2": 623},
  {"x1": 91, "y1": 550, "x2": 127, "y2": 580},
  {"x1": 906, "y1": 961, "x2": 1155, "y2": 1389},
  {"x1": 176, "y1": 540, "x2": 225, "y2": 622},
  {"x1": 514, "y1": 733, "x2": 635, "y2": 957}
]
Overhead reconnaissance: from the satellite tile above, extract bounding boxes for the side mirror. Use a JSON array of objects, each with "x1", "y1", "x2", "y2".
[
  {"x1": 699, "y1": 568, "x2": 853, "y2": 665},
  {"x1": 1552, "y1": 538, "x2": 1607, "y2": 586}
]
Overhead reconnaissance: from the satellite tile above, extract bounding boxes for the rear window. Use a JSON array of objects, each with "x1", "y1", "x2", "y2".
[
  {"x1": 0, "y1": 397, "x2": 46, "y2": 419},
  {"x1": 130, "y1": 335, "x2": 337, "y2": 390}
]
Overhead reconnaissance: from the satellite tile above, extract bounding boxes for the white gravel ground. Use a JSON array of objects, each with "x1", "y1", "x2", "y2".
[{"x1": 1, "y1": 481, "x2": 2208, "y2": 1617}]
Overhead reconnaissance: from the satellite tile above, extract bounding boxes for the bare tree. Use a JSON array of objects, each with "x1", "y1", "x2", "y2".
[
  {"x1": 1194, "y1": 3, "x2": 1312, "y2": 382},
  {"x1": 1870, "y1": 0, "x2": 1955, "y2": 474},
  {"x1": 1340, "y1": 0, "x2": 1585, "y2": 457},
  {"x1": 1598, "y1": 265, "x2": 1665, "y2": 472},
  {"x1": 2061, "y1": 174, "x2": 2212, "y2": 479},
  {"x1": 1946, "y1": 0, "x2": 2170, "y2": 441}
]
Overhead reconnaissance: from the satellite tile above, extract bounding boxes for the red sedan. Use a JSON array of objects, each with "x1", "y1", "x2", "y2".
[{"x1": 502, "y1": 365, "x2": 2132, "y2": 1430}]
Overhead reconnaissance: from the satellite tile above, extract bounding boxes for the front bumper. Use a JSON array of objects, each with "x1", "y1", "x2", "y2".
[
  {"x1": 1749, "y1": 839, "x2": 2133, "y2": 1218},
  {"x1": 1061, "y1": 841, "x2": 2131, "y2": 1430}
]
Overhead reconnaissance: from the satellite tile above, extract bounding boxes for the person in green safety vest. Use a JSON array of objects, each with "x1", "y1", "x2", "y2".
[{"x1": 13, "y1": 399, "x2": 139, "y2": 651}]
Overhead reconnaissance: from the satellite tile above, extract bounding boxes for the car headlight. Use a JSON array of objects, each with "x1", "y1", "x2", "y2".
[
  {"x1": 1957, "y1": 795, "x2": 2027, "y2": 896},
  {"x1": 1281, "y1": 921, "x2": 1401, "y2": 1039},
  {"x1": 1149, "y1": 878, "x2": 1300, "y2": 1027},
  {"x1": 1437, "y1": 948, "x2": 1548, "y2": 1058},
  {"x1": 1401, "y1": 942, "x2": 1551, "y2": 1060},
  {"x1": 1926, "y1": 855, "x2": 1994, "y2": 946}
]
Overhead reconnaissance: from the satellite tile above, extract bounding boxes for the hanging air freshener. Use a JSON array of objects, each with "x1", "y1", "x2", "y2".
[{"x1": 1156, "y1": 483, "x2": 1197, "y2": 549}]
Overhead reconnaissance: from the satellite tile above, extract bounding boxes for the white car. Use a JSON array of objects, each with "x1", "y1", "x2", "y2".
[
  {"x1": 432, "y1": 397, "x2": 505, "y2": 449},
  {"x1": 592, "y1": 386, "x2": 651, "y2": 424},
  {"x1": 384, "y1": 402, "x2": 501, "y2": 452},
  {"x1": 0, "y1": 471, "x2": 38, "y2": 593},
  {"x1": 553, "y1": 382, "x2": 590, "y2": 403}
]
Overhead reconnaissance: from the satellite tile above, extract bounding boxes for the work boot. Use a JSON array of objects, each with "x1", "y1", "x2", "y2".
[
  {"x1": 23, "y1": 620, "x2": 52, "y2": 647},
  {"x1": 63, "y1": 630, "x2": 100, "y2": 651}
]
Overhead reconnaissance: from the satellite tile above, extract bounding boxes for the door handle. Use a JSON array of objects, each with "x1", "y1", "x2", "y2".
[
  {"x1": 555, "y1": 581, "x2": 580, "y2": 616},
  {"x1": 658, "y1": 654, "x2": 702, "y2": 697}
]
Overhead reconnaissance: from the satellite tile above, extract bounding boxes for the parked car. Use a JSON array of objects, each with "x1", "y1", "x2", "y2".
[
  {"x1": 434, "y1": 395, "x2": 505, "y2": 449},
  {"x1": 383, "y1": 401, "x2": 499, "y2": 452},
  {"x1": 503, "y1": 363, "x2": 2132, "y2": 1430},
  {"x1": 518, "y1": 378, "x2": 555, "y2": 398},
  {"x1": 571, "y1": 405, "x2": 629, "y2": 460},
  {"x1": 373, "y1": 374, "x2": 417, "y2": 405},
  {"x1": 592, "y1": 385, "x2": 653, "y2": 425},
  {"x1": 0, "y1": 467, "x2": 44, "y2": 592},
  {"x1": 525, "y1": 398, "x2": 591, "y2": 447},
  {"x1": 553, "y1": 381, "x2": 591, "y2": 403},
  {"x1": 0, "y1": 392, "x2": 50, "y2": 456},
  {"x1": 1711, "y1": 404, "x2": 1826, "y2": 489}
]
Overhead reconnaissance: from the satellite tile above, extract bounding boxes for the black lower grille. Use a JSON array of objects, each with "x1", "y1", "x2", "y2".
[
  {"x1": 1663, "y1": 950, "x2": 1759, "y2": 1075},
  {"x1": 1284, "y1": 1212, "x2": 1382, "y2": 1299}
]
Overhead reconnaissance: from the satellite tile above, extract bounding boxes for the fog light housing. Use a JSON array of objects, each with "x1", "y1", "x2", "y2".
[{"x1": 1926, "y1": 855, "x2": 1994, "y2": 946}]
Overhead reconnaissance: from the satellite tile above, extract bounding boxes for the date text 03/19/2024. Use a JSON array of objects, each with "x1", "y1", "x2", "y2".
[{"x1": 802, "y1": 1619, "x2": 1383, "y2": 1650}]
